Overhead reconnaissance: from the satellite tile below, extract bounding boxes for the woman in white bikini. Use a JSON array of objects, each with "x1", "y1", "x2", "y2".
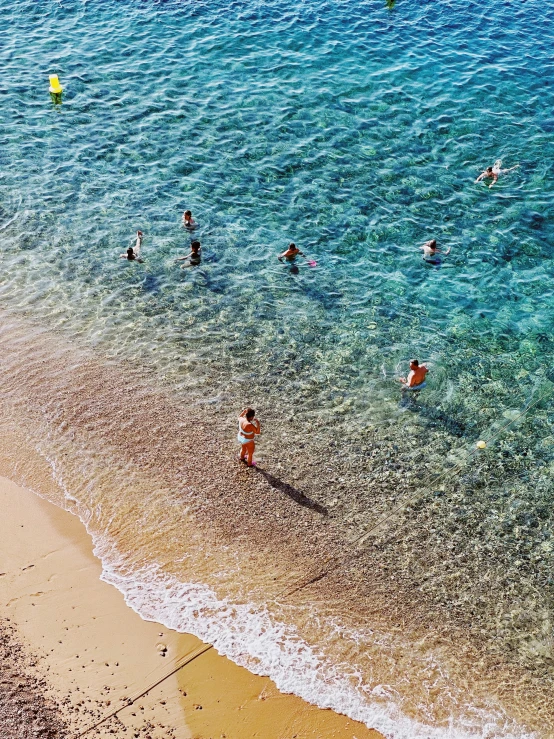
[{"x1": 237, "y1": 408, "x2": 261, "y2": 467}]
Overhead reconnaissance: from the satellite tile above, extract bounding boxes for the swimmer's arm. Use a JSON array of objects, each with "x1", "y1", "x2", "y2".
[
  {"x1": 405, "y1": 370, "x2": 415, "y2": 386},
  {"x1": 475, "y1": 172, "x2": 485, "y2": 182},
  {"x1": 397, "y1": 370, "x2": 413, "y2": 384},
  {"x1": 278, "y1": 253, "x2": 286, "y2": 262}
]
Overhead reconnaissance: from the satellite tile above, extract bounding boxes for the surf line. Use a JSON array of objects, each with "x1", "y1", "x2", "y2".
[
  {"x1": 277, "y1": 377, "x2": 554, "y2": 599},
  {"x1": 73, "y1": 644, "x2": 213, "y2": 738}
]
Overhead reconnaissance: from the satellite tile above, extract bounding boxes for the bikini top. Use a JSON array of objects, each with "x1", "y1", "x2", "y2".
[{"x1": 238, "y1": 419, "x2": 255, "y2": 439}]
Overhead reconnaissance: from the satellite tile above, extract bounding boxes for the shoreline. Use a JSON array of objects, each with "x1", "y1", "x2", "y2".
[
  {"x1": 0, "y1": 312, "x2": 545, "y2": 739},
  {"x1": 0, "y1": 474, "x2": 382, "y2": 739}
]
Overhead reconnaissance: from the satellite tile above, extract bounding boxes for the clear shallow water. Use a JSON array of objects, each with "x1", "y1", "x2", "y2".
[{"x1": 1, "y1": 0, "x2": 554, "y2": 737}]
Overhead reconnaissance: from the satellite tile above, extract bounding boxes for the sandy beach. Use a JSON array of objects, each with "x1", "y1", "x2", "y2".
[
  {"x1": 0, "y1": 315, "x2": 547, "y2": 739},
  {"x1": 3, "y1": 1, "x2": 554, "y2": 735},
  {"x1": 0, "y1": 475, "x2": 383, "y2": 739}
]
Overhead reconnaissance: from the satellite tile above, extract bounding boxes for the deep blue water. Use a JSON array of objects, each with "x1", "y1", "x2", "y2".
[{"x1": 2, "y1": 1, "x2": 554, "y2": 737}]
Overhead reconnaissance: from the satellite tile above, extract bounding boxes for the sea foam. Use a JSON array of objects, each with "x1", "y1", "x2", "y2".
[{"x1": 97, "y1": 544, "x2": 535, "y2": 739}]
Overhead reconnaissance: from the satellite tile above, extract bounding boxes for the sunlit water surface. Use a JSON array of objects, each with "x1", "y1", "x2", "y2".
[{"x1": 1, "y1": 1, "x2": 554, "y2": 737}]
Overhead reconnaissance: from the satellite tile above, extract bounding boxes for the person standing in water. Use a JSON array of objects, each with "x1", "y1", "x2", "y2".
[
  {"x1": 278, "y1": 243, "x2": 306, "y2": 263},
  {"x1": 475, "y1": 160, "x2": 519, "y2": 188},
  {"x1": 398, "y1": 359, "x2": 429, "y2": 391},
  {"x1": 175, "y1": 240, "x2": 201, "y2": 269},
  {"x1": 420, "y1": 239, "x2": 450, "y2": 263},
  {"x1": 182, "y1": 210, "x2": 197, "y2": 229},
  {"x1": 237, "y1": 408, "x2": 261, "y2": 467}
]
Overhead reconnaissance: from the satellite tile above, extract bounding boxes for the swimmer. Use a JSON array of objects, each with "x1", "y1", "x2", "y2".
[
  {"x1": 475, "y1": 160, "x2": 519, "y2": 188},
  {"x1": 237, "y1": 407, "x2": 261, "y2": 467},
  {"x1": 278, "y1": 243, "x2": 306, "y2": 263},
  {"x1": 397, "y1": 359, "x2": 429, "y2": 391},
  {"x1": 120, "y1": 230, "x2": 144, "y2": 262},
  {"x1": 420, "y1": 239, "x2": 450, "y2": 263},
  {"x1": 175, "y1": 240, "x2": 201, "y2": 268},
  {"x1": 120, "y1": 246, "x2": 143, "y2": 262},
  {"x1": 182, "y1": 210, "x2": 198, "y2": 229}
]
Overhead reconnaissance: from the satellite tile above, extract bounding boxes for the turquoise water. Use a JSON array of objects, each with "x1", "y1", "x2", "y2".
[
  {"x1": 1, "y1": 0, "x2": 554, "y2": 414},
  {"x1": 2, "y1": 1, "x2": 554, "y2": 736}
]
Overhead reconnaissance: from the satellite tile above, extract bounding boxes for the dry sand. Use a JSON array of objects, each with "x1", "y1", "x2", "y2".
[{"x1": 0, "y1": 475, "x2": 383, "y2": 739}]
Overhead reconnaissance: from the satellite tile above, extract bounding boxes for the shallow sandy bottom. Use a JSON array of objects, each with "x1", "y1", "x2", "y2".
[{"x1": 0, "y1": 475, "x2": 383, "y2": 739}]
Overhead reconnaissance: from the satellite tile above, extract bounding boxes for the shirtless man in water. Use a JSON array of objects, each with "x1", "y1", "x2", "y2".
[
  {"x1": 398, "y1": 359, "x2": 429, "y2": 391},
  {"x1": 475, "y1": 160, "x2": 519, "y2": 188},
  {"x1": 278, "y1": 243, "x2": 305, "y2": 263}
]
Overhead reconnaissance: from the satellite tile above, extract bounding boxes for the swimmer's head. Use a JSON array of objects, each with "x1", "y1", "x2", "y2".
[
  {"x1": 429, "y1": 240, "x2": 437, "y2": 249},
  {"x1": 127, "y1": 247, "x2": 134, "y2": 259},
  {"x1": 410, "y1": 359, "x2": 419, "y2": 369},
  {"x1": 487, "y1": 166, "x2": 493, "y2": 173},
  {"x1": 289, "y1": 243, "x2": 297, "y2": 250},
  {"x1": 184, "y1": 210, "x2": 192, "y2": 219},
  {"x1": 245, "y1": 408, "x2": 255, "y2": 421},
  {"x1": 137, "y1": 230, "x2": 143, "y2": 236},
  {"x1": 191, "y1": 240, "x2": 200, "y2": 252}
]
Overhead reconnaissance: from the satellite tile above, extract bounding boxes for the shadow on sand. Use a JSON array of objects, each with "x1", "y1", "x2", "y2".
[{"x1": 255, "y1": 467, "x2": 328, "y2": 516}]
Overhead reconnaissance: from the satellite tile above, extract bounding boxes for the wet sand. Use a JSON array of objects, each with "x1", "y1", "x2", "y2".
[
  {"x1": 0, "y1": 315, "x2": 549, "y2": 738},
  {"x1": 0, "y1": 475, "x2": 383, "y2": 739}
]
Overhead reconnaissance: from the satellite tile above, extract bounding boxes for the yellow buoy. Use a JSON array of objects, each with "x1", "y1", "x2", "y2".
[
  {"x1": 49, "y1": 74, "x2": 63, "y2": 94},
  {"x1": 476, "y1": 440, "x2": 487, "y2": 449}
]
